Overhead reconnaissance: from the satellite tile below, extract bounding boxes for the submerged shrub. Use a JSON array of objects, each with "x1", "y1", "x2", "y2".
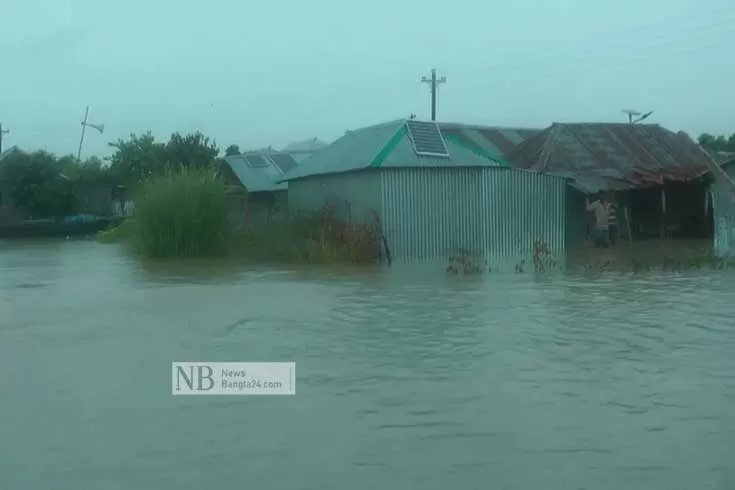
[
  {"x1": 232, "y1": 204, "x2": 382, "y2": 264},
  {"x1": 134, "y1": 167, "x2": 229, "y2": 258}
]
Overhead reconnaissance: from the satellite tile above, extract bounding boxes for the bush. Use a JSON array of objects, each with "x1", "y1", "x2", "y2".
[
  {"x1": 133, "y1": 167, "x2": 229, "y2": 258},
  {"x1": 232, "y1": 204, "x2": 382, "y2": 264}
]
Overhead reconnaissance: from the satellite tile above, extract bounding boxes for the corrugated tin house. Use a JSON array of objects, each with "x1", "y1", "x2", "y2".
[
  {"x1": 509, "y1": 123, "x2": 714, "y2": 246},
  {"x1": 709, "y1": 158, "x2": 735, "y2": 257},
  {"x1": 281, "y1": 118, "x2": 568, "y2": 271},
  {"x1": 220, "y1": 149, "x2": 301, "y2": 222}
]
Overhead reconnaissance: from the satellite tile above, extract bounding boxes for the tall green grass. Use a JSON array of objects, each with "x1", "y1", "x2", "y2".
[{"x1": 134, "y1": 167, "x2": 229, "y2": 258}]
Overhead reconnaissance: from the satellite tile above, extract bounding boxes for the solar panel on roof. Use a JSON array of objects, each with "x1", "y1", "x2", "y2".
[
  {"x1": 269, "y1": 153, "x2": 299, "y2": 173},
  {"x1": 245, "y1": 155, "x2": 269, "y2": 168},
  {"x1": 406, "y1": 120, "x2": 450, "y2": 157},
  {"x1": 261, "y1": 160, "x2": 282, "y2": 179}
]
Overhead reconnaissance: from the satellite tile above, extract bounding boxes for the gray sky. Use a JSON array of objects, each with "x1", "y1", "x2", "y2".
[{"x1": 1, "y1": 0, "x2": 733, "y2": 159}]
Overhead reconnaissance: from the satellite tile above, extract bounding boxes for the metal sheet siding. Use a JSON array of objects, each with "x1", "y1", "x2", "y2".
[
  {"x1": 380, "y1": 168, "x2": 489, "y2": 262},
  {"x1": 712, "y1": 164, "x2": 735, "y2": 258},
  {"x1": 287, "y1": 170, "x2": 382, "y2": 222},
  {"x1": 482, "y1": 169, "x2": 566, "y2": 271},
  {"x1": 380, "y1": 168, "x2": 566, "y2": 271}
]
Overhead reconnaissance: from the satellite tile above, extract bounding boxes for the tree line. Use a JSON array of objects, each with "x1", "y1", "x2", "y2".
[
  {"x1": 697, "y1": 133, "x2": 735, "y2": 154},
  {"x1": 0, "y1": 131, "x2": 234, "y2": 218}
]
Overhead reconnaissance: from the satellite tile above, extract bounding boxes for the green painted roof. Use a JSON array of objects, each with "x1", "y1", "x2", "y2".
[{"x1": 280, "y1": 119, "x2": 508, "y2": 182}]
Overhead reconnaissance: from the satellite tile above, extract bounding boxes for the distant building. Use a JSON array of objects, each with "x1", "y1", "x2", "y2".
[
  {"x1": 281, "y1": 138, "x2": 328, "y2": 163},
  {"x1": 281, "y1": 118, "x2": 568, "y2": 270},
  {"x1": 220, "y1": 149, "x2": 302, "y2": 224}
]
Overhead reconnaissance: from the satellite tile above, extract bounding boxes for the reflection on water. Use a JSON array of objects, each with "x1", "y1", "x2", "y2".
[{"x1": 1, "y1": 239, "x2": 735, "y2": 490}]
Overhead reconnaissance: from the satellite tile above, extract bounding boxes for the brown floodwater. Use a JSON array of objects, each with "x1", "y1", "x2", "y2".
[{"x1": 1, "y1": 238, "x2": 734, "y2": 490}]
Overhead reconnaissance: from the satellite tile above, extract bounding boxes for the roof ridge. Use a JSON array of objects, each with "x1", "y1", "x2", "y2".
[
  {"x1": 368, "y1": 120, "x2": 409, "y2": 168},
  {"x1": 438, "y1": 121, "x2": 542, "y2": 132}
]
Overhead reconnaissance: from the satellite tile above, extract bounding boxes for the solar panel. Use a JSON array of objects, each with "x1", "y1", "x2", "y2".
[
  {"x1": 245, "y1": 155, "x2": 269, "y2": 168},
  {"x1": 269, "y1": 153, "x2": 299, "y2": 173},
  {"x1": 406, "y1": 120, "x2": 450, "y2": 157}
]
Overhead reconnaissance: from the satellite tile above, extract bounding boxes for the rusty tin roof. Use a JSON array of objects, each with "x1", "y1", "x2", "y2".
[{"x1": 508, "y1": 123, "x2": 713, "y2": 193}]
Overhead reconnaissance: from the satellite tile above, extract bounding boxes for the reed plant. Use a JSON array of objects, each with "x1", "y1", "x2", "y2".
[{"x1": 133, "y1": 167, "x2": 229, "y2": 258}]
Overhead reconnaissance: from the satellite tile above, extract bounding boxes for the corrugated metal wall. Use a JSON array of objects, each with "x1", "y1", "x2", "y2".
[
  {"x1": 712, "y1": 165, "x2": 735, "y2": 257},
  {"x1": 380, "y1": 167, "x2": 488, "y2": 261},
  {"x1": 287, "y1": 170, "x2": 382, "y2": 222},
  {"x1": 380, "y1": 168, "x2": 566, "y2": 271},
  {"x1": 483, "y1": 169, "x2": 566, "y2": 271}
]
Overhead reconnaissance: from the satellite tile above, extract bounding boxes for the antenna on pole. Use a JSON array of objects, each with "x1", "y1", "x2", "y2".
[
  {"x1": 0, "y1": 123, "x2": 8, "y2": 153},
  {"x1": 76, "y1": 105, "x2": 105, "y2": 161},
  {"x1": 421, "y1": 68, "x2": 446, "y2": 121},
  {"x1": 622, "y1": 109, "x2": 654, "y2": 124}
]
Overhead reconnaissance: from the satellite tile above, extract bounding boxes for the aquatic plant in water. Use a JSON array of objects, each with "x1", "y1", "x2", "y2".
[{"x1": 133, "y1": 167, "x2": 229, "y2": 258}]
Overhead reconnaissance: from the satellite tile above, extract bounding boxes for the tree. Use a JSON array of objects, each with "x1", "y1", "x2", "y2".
[
  {"x1": 107, "y1": 132, "x2": 168, "y2": 185},
  {"x1": 107, "y1": 131, "x2": 220, "y2": 185},
  {"x1": 698, "y1": 133, "x2": 735, "y2": 153},
  {"x1": 225, "y1": 144, "x2": 241, "y2": 156},
  {"x1": 0, "y1": 151, "x2": 77, "y2": 218},
  {"x1": 165, "y1": 132, "x2": 219, "y2": 169}
]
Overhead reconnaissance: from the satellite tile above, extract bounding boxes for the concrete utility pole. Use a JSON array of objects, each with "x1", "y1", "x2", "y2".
[
  {"x1": 421, "y1": 68, "x2": 446, "y2": 121},
  {"x1": 0, "y1": 123, "x2": 8, "y2": 153},
  {"x1": 76, "y1": 105, "x2": 105, "y2": 161}
]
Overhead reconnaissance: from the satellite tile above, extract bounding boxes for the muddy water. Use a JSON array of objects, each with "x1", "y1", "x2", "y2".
[{"x1": 1, "y1": 239, "x2": 734, "y2": 490}]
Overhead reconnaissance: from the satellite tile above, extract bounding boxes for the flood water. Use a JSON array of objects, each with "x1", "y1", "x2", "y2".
[{"x1": 2, "y1": 239, "x2": 735, "y2": 490}]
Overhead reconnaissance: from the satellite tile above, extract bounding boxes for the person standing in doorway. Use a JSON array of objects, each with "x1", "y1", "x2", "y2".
[
  {"x1": 606, "y1": 193, "x2": 619, "y2": 246},
  {"x1": 586, "y1": 193, "x2": 610, "y2": 248}
]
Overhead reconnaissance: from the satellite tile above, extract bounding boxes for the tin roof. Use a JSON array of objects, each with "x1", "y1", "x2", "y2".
[
  {"x1": 438, "y1": 123, "x2": 540, "y2": 158},
  {"x1": 281, "y1": 119, "x2": 508, "y2": 182},
  {"x1": 222, "y1": 149, "x2": 300, "y2": 192},
  {"x1": 508, "y1": 123, "x2": 713, "y2": 193}
]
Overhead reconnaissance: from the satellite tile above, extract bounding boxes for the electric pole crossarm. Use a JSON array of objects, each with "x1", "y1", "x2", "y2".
[
  {"x1": 0, "y1": 123, "x2": 9, "y2": 153},
  {"x1": 421, "y1": 68, "x2": 446, "y2": 122}
]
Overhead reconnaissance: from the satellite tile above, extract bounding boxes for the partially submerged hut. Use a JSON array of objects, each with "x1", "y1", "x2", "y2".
[
  {"x1": 280, "y1": 118, "x2": 568, "y2": 271},
  {"x1": 509, "y1": 123, "x2": 714, "y2": 247},
  {"x1": 220, "y1": 149, "x2": 301, "y2": 223}
]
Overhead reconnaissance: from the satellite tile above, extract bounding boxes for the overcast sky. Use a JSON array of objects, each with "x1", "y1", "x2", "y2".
[{"x1": 1, "y1": 0, "x2": 733, "y2": 159}]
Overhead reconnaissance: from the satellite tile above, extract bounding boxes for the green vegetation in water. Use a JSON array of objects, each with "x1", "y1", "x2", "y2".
[
  {"x1": 133, "y1": 167, "x2": 230, "y2": 258},
  {"x1": 96, "y1": 219, "x2": 137, "y2": 244},
  {"x1": 231, "y1": 205, "x2": 382, "y2": 265},
  {"x1": 95, "y1": 168, "x2": 381, "y2": 264}
]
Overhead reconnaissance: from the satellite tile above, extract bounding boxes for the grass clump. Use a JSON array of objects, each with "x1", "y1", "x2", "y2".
[
  {"x1": 232, "y1": 204, "x2": 382, "y2": 265},
  {"x1": 96, "y1": 218, "x2": 137, "y2": 244},
  {"x1": 134, "y1": 167, "x2": 229, "y2": 258}
]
